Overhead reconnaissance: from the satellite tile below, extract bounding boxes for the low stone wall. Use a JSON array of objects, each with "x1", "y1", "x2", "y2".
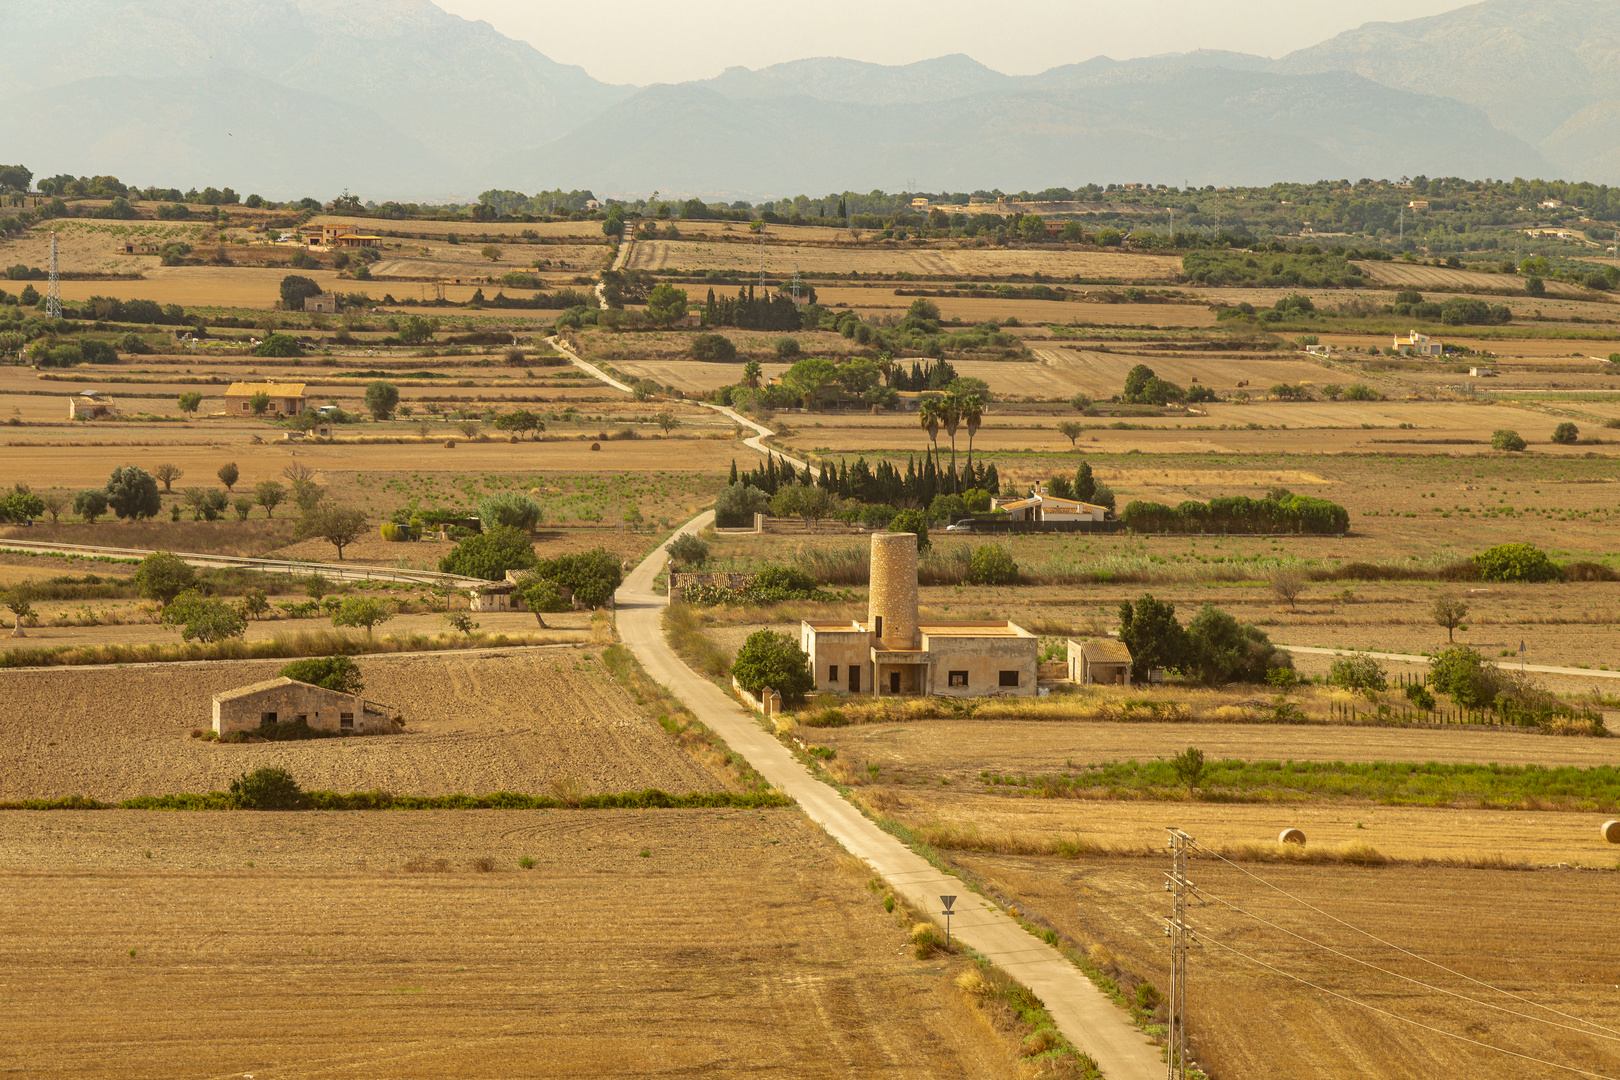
[{"x1": 670, "y1": 572, "x2": 756, "y2": 602}]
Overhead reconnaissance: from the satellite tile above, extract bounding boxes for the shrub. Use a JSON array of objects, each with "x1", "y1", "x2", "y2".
[
  {"x1": 253, "y1": 333, "x2": 301, "y2": 358},
  {"x1": 279, "y1": 655, "x2": 363, "y2": 694},
  {"x1": 1342, "y1": 383, "x2": 1379, "y2": 401},
  {"x1": 775, "y1": 337, "x2": 801, "y2": 359},
  {"x1": 1474, "y1": 542, "x2": 1560, "y2": 583},
  {"x1": 364, "y1": 380, "x2": 400, "y2": 420},
  {"x1": 691, "y1": 333, "x2": 736, "y2": 362},
  {"x1": 73, "y1": 489, "x2": 108, "y2": 523},
  {"x1": 330, "y1": 596, "x2": 394, "y2": 637},
  {"x1": 967, "y1": 544, "x2": 1018, "y2": 585},
  {"x1": 438, "y1": 525, "x2": 537, "y2": 581},
  {"x1": 533, "y1": 548, "x2": 622, "y2": 608},
  {"x1": 1185, "y1": 604, "x2": 1290, "y2": 686},
  {"x1": 1551, "y1": 422, "x2": 1580, "y2": 445},
  {"x1": 731, "y1": 630, "x2": 813, "y2": 705},
  {"x1": 748, "y1": 565, "x2": 822, "y2": 601},
  {"x1": 230, "y1": 766, "x2": 304, "y2": 809},
  {"x1": 1429, "y1": 645, "x2": 1501, "y2": 708},
  {"x1": 161, "y1": 590, "x2": 247, "y2": 643},
  {"x1": 133, "y1": 551, "x2": 196, "y2": 605},
  {"x1": 477, "y1": 490, "x2": 542, "y2": 532},
  {"x1": 516, "y1": 576, "x2": 570, "y2": 615},
  {"x1": 1490, "y1": 429, "x2": 1526, "y2": 452},
  {"x1": 1405, "y1": 683, "x2": 1436, "y2": 710},
  {"x1": 104, "y1": 465, "x2": 161, "y2": 520},
  {"x1": 667, "y1": 533, "x2": 709, "y2": 569},
  {"x1": 1327, "y1": 652, "x2": 1387, "y2": 692},
  {"x1": 888, "y1": 509, "x2": 930, "y2": 550}
]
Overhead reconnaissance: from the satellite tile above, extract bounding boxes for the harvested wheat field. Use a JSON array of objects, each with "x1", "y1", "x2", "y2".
[
  {"x1": 0, "y1": 809, "x2": 1030, "y2": 1080},
  {"x1": 1354, "y1": 259, "x2": 1592, "y2": 298},
  {"x1": 809, "y1": 288, "x2": 1219, "y2": 326},
  {"x1": 0, "y1": 649, "x2": 724, "y2": 801},
  {"x1": 626, "y1": 239, "x2": 1184, "y2": 280},
  {"x1": 957, "y1": 853, "x2": 1620, "y2": 1080}
]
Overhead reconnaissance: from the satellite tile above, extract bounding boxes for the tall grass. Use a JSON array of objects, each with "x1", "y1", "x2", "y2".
[
  {"x1": 0, "y1": 627, "x2": 585, "y2": 669},
  {"x1": 662, "y1": 603, "x2": 731, "y2": 679}
]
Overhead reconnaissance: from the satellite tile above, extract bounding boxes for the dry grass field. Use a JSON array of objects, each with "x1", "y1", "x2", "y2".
[
  {"x1": 0, "y1": 648, "x2": 725, "y2": 802},
  {"x1": 1354, "y1": 259, "x2": 1596, "y2": 298},
  {"x1": 0, "y1": 808, "x2": 1032, "y2": 1080},
  {"x1": 959, "y1": 853, "x2": 1620, "y2": 1080},
  {"x1": 810, "y1": 287, "x2": 1220, "y2": 326},
  {"x1": 626, "y1": 239, "x2": 1184, "y2": 280}
]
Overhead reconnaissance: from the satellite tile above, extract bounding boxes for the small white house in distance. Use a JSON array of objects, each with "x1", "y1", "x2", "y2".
[
  {"x1": 993, "y1": 490, "x2": 1109, "y2": 522},
  {"x1": 1394, "y1": 331, "x2": 1443, "y2": 357},
  {"x1": 1470, "y1": 366, "x2": 1496, "y2": 378}
]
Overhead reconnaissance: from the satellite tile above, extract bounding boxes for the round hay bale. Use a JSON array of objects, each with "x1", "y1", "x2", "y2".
[
  {"x1": 1278, "y1": 828, "x2": 1306, "y2": 846},
  {"x1": 590, "y1": 441, "x2": 601, "y2": 451},
  {"x1": 1601, "y1": 820, "x2": 1620, "y2": 843},
  {"x1": 443, "y1": 439, "x2": 456, "y2": 448},
  {"x1": 508, "y1": 435, "x2": 519, "y2": 444}
]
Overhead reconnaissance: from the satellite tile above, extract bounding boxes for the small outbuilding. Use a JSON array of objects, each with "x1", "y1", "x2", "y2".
[
  {"x1": 212, "y1": 676, "x2": 398, "y2": 736},
  {"x1": 1068, "y1": 639, "x2": 1133, "y2": 687},
  {"x1": 68, "y1": 390, "x2": 118, "y2": 420},
  {"x1": 224, "y1": 381, "x2": 307, "y2": 417}
]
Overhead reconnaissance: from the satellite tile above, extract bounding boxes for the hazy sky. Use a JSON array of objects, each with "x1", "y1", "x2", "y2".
[{"x1": 437, "y1": 0, "x2": 1478, "y2": 85}]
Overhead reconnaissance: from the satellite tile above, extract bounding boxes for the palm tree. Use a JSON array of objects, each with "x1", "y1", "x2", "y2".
[
  {"x1": 961, "y1": 393, "x2": 984, "y2": 483},
  {"x1": 918, "y1": 397, "x2": 942, "y2": 463},
  {"x1": 939, "y1": 393, "x2": 962, "y2": 492}
]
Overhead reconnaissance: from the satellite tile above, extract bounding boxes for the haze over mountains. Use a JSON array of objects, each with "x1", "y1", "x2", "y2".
[{"x1": 0, "y1": 0, "x2": 1613, "y2": 199}]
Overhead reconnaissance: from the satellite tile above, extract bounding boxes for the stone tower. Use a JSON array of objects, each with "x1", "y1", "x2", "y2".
[{"x1": 868, "y1": 531, "x2": 919, "y2": 649}]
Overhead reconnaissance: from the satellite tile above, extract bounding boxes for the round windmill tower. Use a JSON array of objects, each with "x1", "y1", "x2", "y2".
[{"x1": 868, "y1": 531, "x2": 919, "y2": 649}]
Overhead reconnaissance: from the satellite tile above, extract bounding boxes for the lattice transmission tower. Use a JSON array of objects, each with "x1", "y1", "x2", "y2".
[
  {"x1": 1165, "y1": 828, "x2": 1196, "y2": 1080},
  {"x1": 46, "y1": 230, "x2": 62, "y2": 320}
]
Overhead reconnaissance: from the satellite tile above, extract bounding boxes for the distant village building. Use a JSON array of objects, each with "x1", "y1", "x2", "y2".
[
  {"x1": 1394, "y1": 331, "x2": 1443, "y2": 357},
  {"x1": 67, "y1": 390, "x2": 117, "y2": 420},
  {"x1": 1407, "y1": 200, "x2": 1430, "y2": 210},
  {"x1": 301, "y1": 224, "x2": 386, "y2": 250},
  {"x1": 1540, "y1": 200, "x2": 1565, "y2": 209},
  {"x1": 224, "y1": 381, "x2": 307, "y2": 417},
  {"x1": 302, "y1": 293, "x2": 338, "y2": 314},
  {"x1": 212, "y1": 677, "x2": 400, "y2": 736},
  {"x1": 993, "y1": 487, "x2": 1110, "y2": 523},
  {"x1": 585, "y1": 199, "x2": 601, "y2": 211},
  {"x1": 799, "y1": 532, "x2": 1037, "y2": 698},
  {"x1": 123, "y1": 241, "x2": 160, "y2": 255}
]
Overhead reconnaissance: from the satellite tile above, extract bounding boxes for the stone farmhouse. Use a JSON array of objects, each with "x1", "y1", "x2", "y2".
[
  {"x1": 800, "y1": 532, "x2": 1037, "y2": 698},
  {"x1": 1394, "y1": 330, "x2": 1444, "y2": 357},
  {"x1": 1068, "y1": 639, "x2": 1133, "y2": 686},
  {"x1": 212, "y1": 677, "x2": 399, "y2": 736},
  {"x1": 67, "y1": 390, "x2": 117, "y2": 420},
  {"x1": 224, "y1": 381, "x2": 307, "y2": 418},
  {"x1": 301, "y1": 223, "x2": 387, "y2": 250}
]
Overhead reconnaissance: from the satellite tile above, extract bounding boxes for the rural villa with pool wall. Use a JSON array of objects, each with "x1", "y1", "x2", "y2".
[{"x1": 801, "y1": 532, "x2": 1038, "y2": 698}]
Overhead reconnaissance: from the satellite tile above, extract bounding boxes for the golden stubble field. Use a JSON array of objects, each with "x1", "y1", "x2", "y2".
[
  {"x1": 959, "y1": 852, "x2": 1620, "y2": 1080},
  {"x1": 0, "y1": 649, "x2": 726, "y2": 802},
  {"x1": 0, "y1": 809, "x2": 1030, "y2": 1080},
  {"x1": 627, "y1": 239, "x2": 1184, "y2": 279}
]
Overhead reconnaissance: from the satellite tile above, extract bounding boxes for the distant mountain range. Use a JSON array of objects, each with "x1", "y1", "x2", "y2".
[{"x1": 0, "y1": 0, "x2": 1613, "y2": 199}]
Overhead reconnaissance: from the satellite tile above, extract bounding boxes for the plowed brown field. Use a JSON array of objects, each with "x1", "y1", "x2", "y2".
[
  {"x1": 0, "y1": 649, "x2": 724, "y2": 801},
  {"x1": 0, "y1": 809, "x2": 1026, "y2": 1080}
]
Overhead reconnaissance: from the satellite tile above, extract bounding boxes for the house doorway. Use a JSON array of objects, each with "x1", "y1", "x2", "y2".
[
  {"x1": 849, "y1": 666, "x2": 860, "y2": 693},
  {"x1": 889, "y1": 671, "x2": 901, "y2": 694}
]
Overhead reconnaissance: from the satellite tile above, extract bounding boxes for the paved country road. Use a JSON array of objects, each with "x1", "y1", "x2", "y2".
[{"x1": 615, "y1": 511, "x2": 1162, "y2": 1080}]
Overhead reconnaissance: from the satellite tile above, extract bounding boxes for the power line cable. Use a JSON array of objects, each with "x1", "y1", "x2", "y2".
[
  {"x1": 1195, "y1": 884, "x2": 1620, "y2": 1046},
  {"x1": 1190, "y1": 838, "x2": 1620, "y2": 1039},
  {"x1": 1200, "y1": 934, "x2": 1620, "y2": 1080}
]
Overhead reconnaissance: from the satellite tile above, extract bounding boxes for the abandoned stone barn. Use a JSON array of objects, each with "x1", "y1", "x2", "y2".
[
  {"x1": 212, "y1": 677, "x2": 398, "y2": 736},
  {"x1": 800, "y1": 532, "x2": 1037, "y2": 698}
]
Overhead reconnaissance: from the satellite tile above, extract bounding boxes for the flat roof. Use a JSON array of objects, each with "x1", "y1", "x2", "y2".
[
  {"x1": 920, "y1": 621, "x2": 1030, "y2": 638},
  {"x1": 226, "y1": 381, "x2": 306, "y2": 397},
  {"x1": 806, "y1": 621, "x2": 865, "y2": 633}
]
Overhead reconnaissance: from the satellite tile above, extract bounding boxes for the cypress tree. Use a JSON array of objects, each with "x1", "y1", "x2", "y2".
[{"x1": 729, "y1": 459, "x2": 739, "y2": 485}]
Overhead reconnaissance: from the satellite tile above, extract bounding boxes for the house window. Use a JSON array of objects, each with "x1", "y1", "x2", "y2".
[
  {"x1": 260, "y1": 711, "x2": 277, "y2": 727},
  {"x1": 948, "y1": 671, "x2": 968, "y2": 688},
  {"x1": 295, "y1": 714, "x2": 308, "y2": 724},
  {"x1": 874, "y1": 616, "x2": 883, "y2": 639},
  {"x1": 241, "y1": 402, "x2": 251, "y2": 411},
  {"x1": 999, "y1": 670, "x2": 1020, "y2": 687},
  {"x1": 340, "y1": 712, "x2": 354, "y2": 732},
  {"x1": 828, "y1": 665, "x2": 839, "y2": 683}
]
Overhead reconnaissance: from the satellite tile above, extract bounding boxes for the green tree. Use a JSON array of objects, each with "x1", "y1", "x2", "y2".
[
  {"x1": 533, "y1": 548, "x2": 623, "y2": 608},
  {"x1": 1429, "y1": 645, "x2": 1501, "y2": 708},
  {"x1": 783, "y1": 357, "x2": 839, "y2": 409},
  {"x1": 1170, "y1": 747, "x2": 1206, "y2": 794},
  {"x1": 1490, "y1": 429, "x2": 1526, "y2": 452},
  {"x1": 249, "y1": 391, "x2": 271, "y2": 415},
  {"x1": 161, "y1": 589, "x2": 247, "y2": 643},
  {"x1": 279, "y1": 275, "x2": 322, "y2": 311},
  {"x1": 742, "y1": 359, "x2": 762, "y2": 387},
  {"x1": 1057, "y1": 420, "x2": 1084, "y2": 447},
  {"x1": 176, "y1": 393, "x2": 203, "y2": 417},
  {"x1": 646, "y1": 283, "x2": 689, "y2": 327},
  {"x1": 1525, "y1": 275, "x2": 1545, "y2": 297},
  {"x1": 667, "y1": 533, "x2": 709, "y2": 569},
  {"x1": 254, "y1": 480, "x2": 286, "y2": 518},
  {"x1": 230, "y1": 766, "x2": 304, "y2": 809},
  {"x1": 365, "y1": 381, "x2": 400, "y2": 420},
  {"x1": 1074, "y1": 461, "x2": 1096, "y2": 502},
  {"x1": 888, "y1": 508, "x2": 930, "y2": 550},
  {"x1": 153, "y1": 462, "x2": 183, "y2": 491},
  {"x1": 397, "y1": 315, "x2": 439, "y2": 346},
  {"x1": 731, "y1": 629, "x2": 813, "y2": 705},
  {"x1": 655, "y1": 411, "x2": 680, "y2": 435},
  {"x1": 252, "y1": 334, "x2": 300, "y2": 358},
  {"x1": 241, "y1": 588, "x2": 270, "y2": 619},
  {"x1": 1118, "y1": 594, "x2": 1188, "y2": 682},
  {"x1": 1185, "y1": 604, "x2": 1290, "y2": 686},
  {"x1": 331, "y1": 596, "x2": 394, "y2": 638},
  {"x1": 1018, "y1": 214, "x2": 1048, "y2": 241},
  {"x1": 477, "y1": 490, "x2": 542, "y2": 532},
  {"x1": 104, "y1": 465, "x2": 161, "y2": 520},
  {"x1": 296, "y1": 503, "x2": 368, "y2": 560},
  {"x1": 714, "y1": 483, "x2": 770, "y2": 528},
  {"x1": 1432, "y1": 595, "x2": 1468, "y2": 642},
  {"x1": 691, "y1": 333, "x2": 735, "y2": 362},
  {"x1": 279, "y1": 655, "x2": 363, "y2": 694},
  {"x1": 217, "y1": 462, "x2": 239, "y2": 491},
  {"x1": 73, "y1": 489, "x2": 108, "y2": 523},
  {"x1": 836, "y1": 357, "x2": 881, "y2": 397},
  {"x1": 492, "y1": 409, "x2": 541, "y2": 439},
  {"x1": 5, "y1": 490, "x2": 44, "y2": 522},
  {"x1": 233, "y1": 496, "x2": 254, "y2": 521},
  {"x1": 1069, "y1": 392, "x2": 1094, "y2": 413},
  {"x1": 5, "y1": 581, "x2": 36, "y2": 632},
  {"x1": 181, "y1": 487, "x2": 229, "y2": 521},
  {"x1": 1551, "y1": 422, "x2": 1580, "y2": 445},
  {"x1": 439, "y1": 525, "x2": 537, "y2": 581}
]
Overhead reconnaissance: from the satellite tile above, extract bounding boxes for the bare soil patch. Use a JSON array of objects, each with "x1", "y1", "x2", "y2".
[
  {"x1": 0, "y1": 809, "x2": 1024, "y2": 1080},
  {"x1": 0, "y1": 649, "x2": 723, "y2": 801}
]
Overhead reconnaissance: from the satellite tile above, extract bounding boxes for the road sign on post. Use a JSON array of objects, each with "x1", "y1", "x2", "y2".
[{"x1": 940, "y1": 895, "x2": 956, "y2": 945}]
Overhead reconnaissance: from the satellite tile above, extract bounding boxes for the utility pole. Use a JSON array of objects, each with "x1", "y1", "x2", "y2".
[
  {"x1": 1165, "y1": 828, "x2": 1195, "y2": 1080},
  {"x1": 791, "y1": 257, "x2": 801, "y2": 305},
  {"x1": 46, "y1": 231, "x2": 61, "y2": 320}
]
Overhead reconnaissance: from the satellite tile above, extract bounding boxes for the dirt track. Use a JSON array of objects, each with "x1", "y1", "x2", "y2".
[{"x1": 0, "y1": 649, "x2": 725, "y2": 801}]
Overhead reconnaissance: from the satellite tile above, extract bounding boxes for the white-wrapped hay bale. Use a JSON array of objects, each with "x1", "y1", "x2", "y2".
[
  {"x1": 1601, "y1": 820, "x2": 1620, "y2": 844},
  {"x1": 1279, "y1": 828, "x2": 1306, "y2": 846}
]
